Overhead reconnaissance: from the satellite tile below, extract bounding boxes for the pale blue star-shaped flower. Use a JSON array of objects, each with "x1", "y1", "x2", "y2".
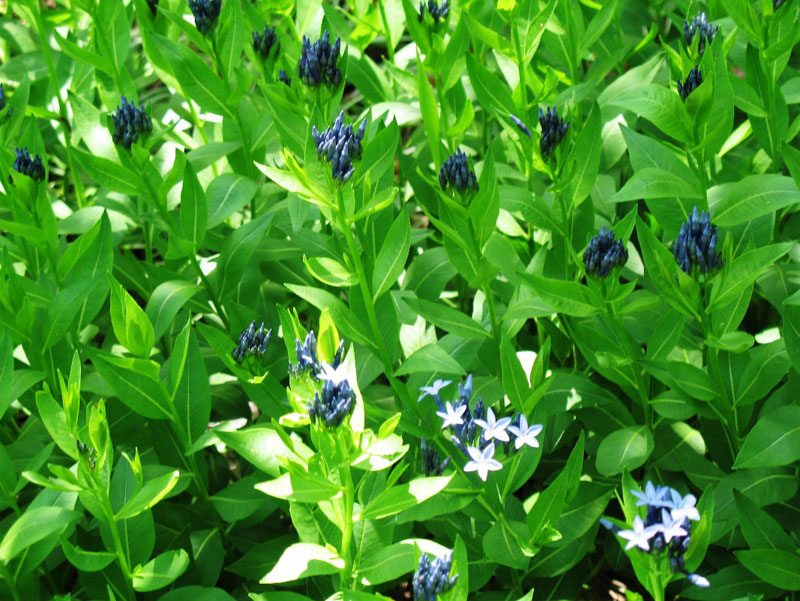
[
  {"x1": 631, "y1": 481, "x2": 670, "y2": 507},
  {"x1": 464, "y1": 442, "x2": 503, "y2": 481},
  {"x1": 656, "y1": 509, "x2": 688, "y2": 543},
  {"x1": 436, "y1": 401, "x2": 466, "y2": 429},
  {"x1": 668, "y1": 490, "x2": 700, "y2": 523},
  {"x1": 418, "y1": 379, "x2": 452, "y2": 402},
  {"x1": 617, "y1": 515, "x2": 657, "y2": 551},
  {"x1": 474, "y1": 407, "x2": 512, "y2": 442},
  {"x1": 686, "y1": 573, "x2": 710, "y2": 587},
  {"x1": 507, "y1": 414, "x2": 543, "y2": 449},
  {"x1": 317, "y1": 361, "x2": 350, "y2": 386}
]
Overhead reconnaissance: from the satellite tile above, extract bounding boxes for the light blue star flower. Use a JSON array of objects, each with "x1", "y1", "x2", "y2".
[
  {"x1": 507, "y1": 414, "x2": 543, "y2": 449},
  {"x1": 631, "y1": 481, "x2": 670, "y2": 508},
  {"x1": 668, "y1": 490, "x2": 700, "y2": 523},
  {"x1": 617, "y1": 515, "x2": 657, "y2": 551},
  {"x1": 418, "y1": 379, "x2": 452, "y2": 402},
  {"x1": 474, "y1": 407, "x2": 512, "y2": 442},
  {"x1": 436, "y1": 401, "x2": 466, "y2": 429},
  {"x1": 656, "y1": 509, "x2": 688, "y2": 543},
  {"x1": 317, "y1": 361, "x2": 350, "y2": 386},
  {"x1": 464, "y1": 442, "x2": 503, "y2": 481}
]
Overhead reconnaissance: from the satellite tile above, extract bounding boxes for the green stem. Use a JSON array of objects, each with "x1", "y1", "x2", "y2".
[
  {"x1": 338, "y1": 465, "x2": 355, "y2": 589},
  {"x1": 511, "y1": 19, "x2": 528, "y2": 113},
  {"x1": 377, "y1": 0, "x2": 396, "y2": 66},
  {"x1": 103, "y1": 502, "x2": 136, "y2": 601},
  {"x1": 0, "y1": 563, "x2": 22, "y2": 601}
]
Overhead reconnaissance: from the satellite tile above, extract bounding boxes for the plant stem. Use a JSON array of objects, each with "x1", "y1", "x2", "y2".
[
  {"x1": 338, "y1": 465, "x2": 355, "y2": 589},
  {"x1": 103, "y1": 501, "x2": 136, "y2": 601}
]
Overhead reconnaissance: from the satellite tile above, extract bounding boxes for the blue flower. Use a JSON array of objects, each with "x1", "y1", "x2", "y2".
[
  {"x1": 473, "y1": 407, "x2": 512, "y2": 443},
  {"x1": 290, "y1": 331, "x2": 319, "y2": 374},
  {"x1": 188, "y1": 0, "x2": 221, "y2": 35},
  {"x1": 278, "y1": 69, "x2": 291, "y2": 87},
  {"x1": 439, "y1": 148, "x2": 478, "y2": 195},
  {"x1": 418, "y1": 379, "x2": 452, "y2": 402},
  {"x1": 631, "y1": 481, "x2": 670, "y2": 508},
  {"x1": 678, "y1": 66, "x2": 703, "y2": 101},
  {"x1": 13, "y1": 147, "x2": 45, "y2": 182},
  {"x1": 412, "y1": 549, "x2": 458, "y2": 601},
  {"x1": 618, "y1": 515, "x2": 657, "y2": 551},
  {"x1": 417, "y1": 0, "x2": 450, "y2": 25},
  {"x1": 298, "y1": 30, "x2": 342, "y2": 88},
  {"x1": 685, "y1": 572, "x2": 710, "y2": 587},
  {"x1": 510, "y1": 114, "x2": 532, "y2": 138},
  {"x1": 668, "y1": 490, "x2": 700, "y2": 523},
  {"x1": 507, "y1": 414, "x2": 543, "y2": 449},
  {"x1": 539, "y1": 105, "x2": 569, "y2": 159},
  {"x1": 112, "y1": 96, "x2": 152, "y2": 150},
  {"x1": 253, "y1": 25, "x2": 278, "y2": 58},
  {"x1": 584, "y1": 225, "x2": 628, "y2": 277},
  {"x1": 436, "y1": 401, "x2": 466, "y2": 429},
  {"x1": 308, "y1": 377, "x2": 355, "y2": 429},
  {"x1": 464, "y1": 442, "x2": 503, "y2": 481},
  {"x1": 673, "y1": 206, "x2": 723, "y2": 275},
  {"x1": 421, "y1": 437, "x2": 450, "y2": 476},
  {"x1": 683, "y1": 12, "x2": 718, "y2": 55},
  {"x1": 231, "y1": 321, "x2": 271, "y2": 362},
  {"x1": 312, "y1": 110, "x2": 366, "y2": 182},
  {"x1": 655, "y1": 509, "x2": 688, "y2": 543}
]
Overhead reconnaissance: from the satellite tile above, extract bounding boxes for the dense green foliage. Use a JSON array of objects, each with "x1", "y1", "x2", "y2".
[{"x1": 1, "y1": 0, "x2": 800, "y2": 600}]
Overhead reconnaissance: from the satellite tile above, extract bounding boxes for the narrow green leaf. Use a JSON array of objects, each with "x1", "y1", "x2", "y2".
[
  {"x1": 372, "y1": 207, "x2": 411, "y2": 300},
  {"x1": 132, "y1": 549, "x2": 190, "y2": 592}
]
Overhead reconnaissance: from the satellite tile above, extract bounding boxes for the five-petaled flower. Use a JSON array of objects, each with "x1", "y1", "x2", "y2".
[
  {"x1": 618, "y1": 515, "x2": 657, "y2": 551},
  {"x1": 631, "y1": 481, "x2": 669, "y2": 507},
  {"x1": 464, "y1": 442, "x2": 503, "y2": 481},
  {"x1": 474, "y1": 407, "x2": 512, "y2": 443},
  {"x1": 507, "y1": 414, "x2": 543, "y2": 449},
  {"x1": 669, "y1": 490, "x2": 700, "y2": 523},
  {"x1": 656, "y1": 509, "x2": 688, "y2": 543},
  {"x1": 437, "y1": 401, "x2": 466, "y2": 429},
  {"x1": 418, "y1": 379, "x2": 452, "y2": 403}
]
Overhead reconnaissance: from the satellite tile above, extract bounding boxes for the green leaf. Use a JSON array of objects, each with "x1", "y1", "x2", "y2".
[
  {"x1": 360, "y1": 475, "x2": 452, "y2": 520},
  {"x1": 73, "y1": 147, "x2": 141, "y2": 195},
  {"x1": 214, "y1": 214, "x2": 273, "y2": 299},
  {"x1": 206, "y1": 174, "x2": 258, "y2": 228},
  {"x1": 356, "y1": 119, "x2": 399, "y2": 186},
  {"x1": 403, "y1": 297, "x2": 489, "y2": 339},
  {"x1": 109, "y1": 275, "x2": 154, "y2": 357},
  {"x1": 85, "y1": 347, "x2": 174, "y2": 420},
  {"x1": 0, "y1": 506, "x2": 75, "y2": 562},
  {"x1": 261, "y1": 543, "x2": 344, "y2": 584},
  {"x1": 133, "y1": 548, "x2": 190, "y2": 592},
  {"x1": 710, "y1": 243, "x2": 792, "y2": 311},
  {"x1": 734, "y1": 406, "x2": 800, "y2": 469},
  {"x1": 149, "y1": 33, "x2": 234, "y2": 119},
  {"x1": 42, "y1": 279, "x2": 101, "y2": 350},
  {"x1": 734, "y1": 550, "x2": 800, "y2": 591},
  {"x1": 417, "y1": 52, "x2": 441, "y2": 168},
  {"x1": 466, "y1": 53, "x2": 516, "y2": 119},
  {"x1": 518, "y1": 273, "x2": 599, "y2": 317},
  {"x1": 255, "y1": 472, "x2": 342, "y2": 504},
  {"x1": 566, "y1": 103, "x2": 602, "y2": 207},
  {"x1": 500, "y1": 333, "x2": 529, "y2": 414},
  {"x1": 372, "y1": 207, "x2": 411, "y2": 300},
  {"x1": 394, "y1": 344, "x2": 466, "y2": 376},
  {"x1": 595, "y1": 426, "x2": 654, "y2": 476},
  {"x1": 180, "y1": 157, "x2": 208, "y2": 253},
  {"x1": 712, "y1": 175, "x2": 800, "y2": 226},
  {"x1": 216, "y1": 426, "x2": 290, "y2": 478},
  {"x1": 145, "y1": 280, "x2": 202, "y2": 344},
  {"x1": 61, "y1": 537, "x2": 116, "y2": 572},
  {"x1": 608, "y1": 84, "x2": 692, "y2": 143},
  {"x1": 785, "y1": 296, "x2": 800, "y2": 375},
  {"x1": 735, "y1": 341, "x2": 790, "y2": 407},
  {"x1": 159, "y1": 587, "x2": 237, "y2": 601},
  {"x1": 35, "y1": 389, "x2": 78, "y2": 460},
  {"x1": 218, "y1": 0, "x2": 246, "y2": 78},
  {"x1": 483, "y1": 520, "x2": 529, "y2": 569},
  {"x1": 0, "y1": 331, "x2": 11, "y2": 418},
  {"x1": 304, "y1": 256, "x2": 358, "y2": 288},
  {"x1": 734, "y1": 490, "x2": 795, "y2": 552},
  {"x1": 666, "y1": 361, "x2": 717, "y2": 401},
  {"x1": 116, "y1": 470, "x2": 180, "y2": 520},
  {"x1": 610, "y1": 168, "x2": 702, "y2": 203}
]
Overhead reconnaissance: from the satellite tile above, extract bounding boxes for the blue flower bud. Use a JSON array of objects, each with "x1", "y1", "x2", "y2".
[
  {"x1": 413, "y1": 550, "x2": 458, "y2": 601},
  {"x1": 298, "y1": 30, "x2": 342, "y2": 88},
  {"x1": 313, "y1": 111, "x2": 364, "y2": 182},
  {"x1": 678, "y1": 65, "x2": 703, "y2": 101},
  {"x1": 112, "y1": 96, "x2": 152, "y2": 150},
  {"x1": 510, "y1": 113, "x2": 532, "y2": 137},
  {"x1": 418, "y1": 0, "x2": 450, "y2": 25},
  {"x1": 673, "y1": 206, "x2": 724, "y2": 275},
  {"x1": 188, "y1": 0, "x2": 221, "y2": 35},
  {"x1": 439, "y1": 148, "x2": 478, "y2": 195},
  {"x1": 584, "y1": 225, "x2": 628, "y2": 277},
  {"x1": 253, "y1": 25, "x2": 278, "y2": 59},
  {"x1": 683, "y1": 12, "x2": 718, "y2": 55},
  {"x1": 539, "y1": 105, "x2": 569, "y2": 159},
  {"x1": 13, "y1": 147, "x2": 45, "y2": 182},
  {"x1": 231, "y1": 321, "x2": 272, "y2": 363}
]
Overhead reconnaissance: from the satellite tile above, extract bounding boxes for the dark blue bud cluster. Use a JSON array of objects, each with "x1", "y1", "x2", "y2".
[
  {"x1": 412, "y1": 550, "x2": 458, "y2": 601},
  {"x1": 188, "y1": 0, "x2": 221, "y2": 35},
  {"x1": 231, "y1": 321, "x2": 271, "y2": 362},
  {"x1": 678, "y1": 66, "x2": 703, "y2": 101},
  {"x1": 0, "y1": 83, "x2": 10, "y2": 117},
  {"x1": 510, "y1": 114, "x2": 531, "y2": 138},
  {"x1": 417, "y1": 0, "x2": 450, "y2": 24},
  {"x1": 253, "y1": 25, "x2": 277, "y2": 59},
  {"x1": 539, "y1": 106, "x2": 569, "y2": 159},
  {"x1": 290, "y1": 331, "x2": 319, "y2": 374},
  {"x1": 146, "y1": 0, "x2": 158, "y2": 15},
  {"x1": 13, "y1": 147, "x2": 45, "y2": 181},
  {"x1": 278, "y1": 70, "x2": 291, "y2": 86},
  {"x1": 308, "y1": 377, "x2": 355, "y2": 429},
  {"x1": 312, "y1": 111, "x2": 365, "y2": 182},
  {"x1": 298, "y1": 31, "x2": 342, "y2": 88},
  {"x1": 584, "y1": 226, "x2": 629, "y2": 277},
  {"x1": 673, "y1": 206, "x2": 723, "y2": 275},
  {"x1": 439, "y1": 148, "x2": 478, "y2": 195},
  {"x1": 421, "y1": 437, "x2": 450, "y2": 476},
  {"x1": 112, "y1": 96, "x2": 152, "y2": 150},
  {"x1": 683, "y1": 12, "x2": 718, "y2": 55}
]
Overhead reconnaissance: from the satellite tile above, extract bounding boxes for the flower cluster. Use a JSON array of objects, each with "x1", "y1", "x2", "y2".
[
  {"x1": 112, "y1": 96, "x2": 152, "y2": 150},
  {"x1": 678, "y1": 66, "x2": 703, "y2": 101},
  {"x1": 279, "y1": 69, "x2": 291, "y2": 87},
  {"x1": 289, "y1": 331, "x2": 320, "y2": 374},
  {"x1": 539, "y1": 105, "x2": 569, "y2": 159},
  {"x1": 307, "y1": 342, "x2": 355, "y2": 429},
  {"x1": 421, "y1": 437, "x2": 450, "y2": 476},
  {"x1": 584, "y1": 226, "x2": 628, "y2": 277},
  {"x1": 298, "y1": 30, "x2": 342, "y2": 88},
  {"x1": 420, "y1": 375, "x2": 542, "y2": 481},
  {"x1": 417, "y1": 0, "x2": 450, "y2": 25},
  {"x1": 252, "y1": 25, "x2": 278, "y2": 59},
  {"x1": 683, "y1": 12, "x2": 718, "y2": 55},
  {"x1": 13, "y1": 147, "x2": 45, "y2": 181},
  {"x1": 413, "y1": 549, "x2": 458, "y2": 601},
  {"x1": 438, "y1": 148, "x2": 478, "y2": 195},
  {"x1": 231, "y1": 321, "x2": 271, "y2": 363},
  {"x1": 673, "y1": 206, "x2": 723, "y2": 275},
  {"x1": 510, "y1": 113, "x2": 531, "y2": 138},
  {"x1": 188, "y1": 0, "x2": 221, "y2": 35},
  {"x1": 312, "y1": 110, "x2": 366, "y2": 182},
  {"x1": 601, "y1": 481, "x2": 709, "y2": 588}
]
